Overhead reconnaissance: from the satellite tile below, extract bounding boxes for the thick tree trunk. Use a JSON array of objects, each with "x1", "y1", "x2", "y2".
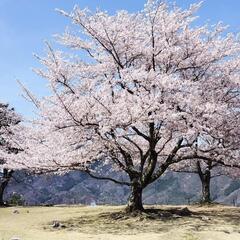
[
  {"x1": 201, "y1": 178, "x2": 211, "y2": 203},
  {"x1": 126, "y1": 183, "x2": 144, "y2": 213},
  {"x1": 0, "y1": 169, "x2": 13, "y2": 206},
  {"x1": 196, "y1": 161, "x2": 212, "y2": 204},
  {"x1": 0, "y1": 180, "x2": 8, "y2": 206}
]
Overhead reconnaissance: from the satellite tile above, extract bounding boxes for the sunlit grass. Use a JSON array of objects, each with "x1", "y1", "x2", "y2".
[{"x1": 0, "y1": 205, "x2": 239, "y2": 240}]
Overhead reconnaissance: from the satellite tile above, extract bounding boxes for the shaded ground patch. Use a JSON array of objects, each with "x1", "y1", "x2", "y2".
[{"x1": 45, "y1": 205, "x2": 240, "y2": 236}]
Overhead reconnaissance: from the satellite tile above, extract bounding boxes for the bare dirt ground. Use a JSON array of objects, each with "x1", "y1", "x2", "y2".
[{"x1": 0, "y1": 204, "x2": 239, "y2": 240}]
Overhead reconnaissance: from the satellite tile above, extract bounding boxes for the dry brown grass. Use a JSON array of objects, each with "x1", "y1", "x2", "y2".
[{"x1": 0, "y1": 204, "x2": 239, "y2": 240}]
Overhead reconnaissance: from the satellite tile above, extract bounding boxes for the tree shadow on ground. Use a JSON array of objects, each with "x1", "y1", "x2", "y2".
[{"x1": 44, "y1": 206, "x2": 240, "y2": 236}]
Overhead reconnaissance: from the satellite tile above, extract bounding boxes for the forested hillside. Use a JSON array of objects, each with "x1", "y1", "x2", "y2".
[{"x1": 6, "y1": 171, "x2": 240, "y2": 206}]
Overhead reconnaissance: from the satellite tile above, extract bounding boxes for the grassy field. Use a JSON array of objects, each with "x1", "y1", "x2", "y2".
[{"x1": 0, "y1": 204, "x2": 239, "y2": 240}]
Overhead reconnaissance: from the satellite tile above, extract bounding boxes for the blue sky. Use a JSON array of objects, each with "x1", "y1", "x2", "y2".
[{"x1": 0, "y1": 0, "x2": 240, "y2": 117}]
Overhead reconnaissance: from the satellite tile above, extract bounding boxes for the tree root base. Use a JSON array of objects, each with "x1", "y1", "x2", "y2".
[{"x1": 108, "y1": 207, "x2": 193, "y2": 220}]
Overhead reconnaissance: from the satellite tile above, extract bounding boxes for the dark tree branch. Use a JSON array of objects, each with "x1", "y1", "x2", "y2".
[
  {"x1": 132, "y1": 126, "x2": 150, "y2": 141},
  {"x1": 85, "y1": 169, "x2": 131, "y2": 186}
]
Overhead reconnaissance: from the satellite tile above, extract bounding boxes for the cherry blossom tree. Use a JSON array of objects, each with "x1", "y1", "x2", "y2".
[
  {"x1": 0, "y1": 103, "x2": 21, "y2": 206},
  {"x1": 173, "y1": 110, "x2": 240, "y2": 203},
  {"x1": 11, "y1": 1, "x2": 240, "y2": 212},
  {"x1": 174, "y1": 158, "x2": 240, "y2": 204}
]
